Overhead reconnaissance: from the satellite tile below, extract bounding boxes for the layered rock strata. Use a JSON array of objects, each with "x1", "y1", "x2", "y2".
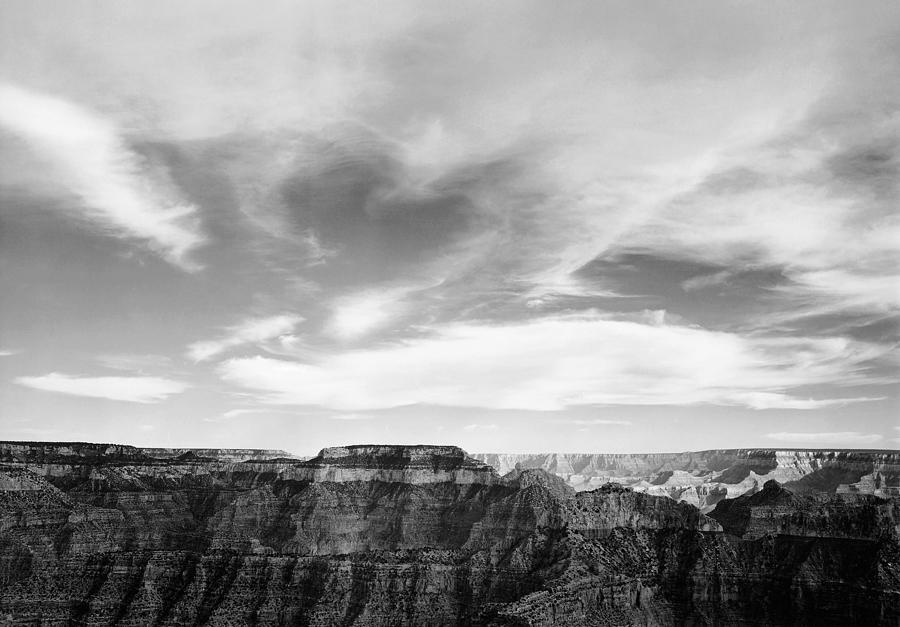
[
  {"x1": 474, "y1": 449, "x2": 900, "y2": 510},
  {"x1": 0, "y1": 442, "x2": 897, "y2": 626}
]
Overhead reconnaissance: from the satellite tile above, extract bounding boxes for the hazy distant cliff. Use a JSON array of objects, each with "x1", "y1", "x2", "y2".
[
  {"x1": 0, "y1": 442, "x2": 897, "y2": 625},
  {"x1": 473, "y1": 449, "x2": 900, "y2": 511}
]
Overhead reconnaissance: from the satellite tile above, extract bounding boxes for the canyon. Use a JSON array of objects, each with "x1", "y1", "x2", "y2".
[
  {"x1": 473, "y1": 449, "x2": 900, "y2": 511},
  {"x1": 0, "y1": 441, "x2": 897, "y2": 625}
]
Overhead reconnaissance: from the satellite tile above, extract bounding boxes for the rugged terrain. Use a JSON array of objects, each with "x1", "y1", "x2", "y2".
[
  {"x1": 473, "y1": 449, "x2": 900, "y2": 511},
  {"x1": 0, "y1": 441, "x2": 897, "y2": 625}
]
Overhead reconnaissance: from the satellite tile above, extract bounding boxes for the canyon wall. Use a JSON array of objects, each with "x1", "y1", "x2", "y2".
[
  {"x1": 473, "y1": 449, "x2": 900, "y2": 511},
  {"x1": 0, "y1": 442, "x2": 897, "y2": 625}
]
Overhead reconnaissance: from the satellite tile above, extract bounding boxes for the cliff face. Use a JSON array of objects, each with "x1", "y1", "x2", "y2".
[
  {"x1": 140, "y1": 448, "x2": 301, "y2": 462},
  {"x1": 0, "y1": 441, "x2": 298, "y2": 465},
  {"x1": 709, "y1": 478, "x2": 900, "y2": 540},
  {"x1": 0, "y1": 442, "x2": 897, "y2": 626},
  {"x1": 473, "y1": 449, "x2": 900, "y2": 511}
]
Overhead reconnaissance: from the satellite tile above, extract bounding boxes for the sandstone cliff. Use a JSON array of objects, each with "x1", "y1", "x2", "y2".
[{"x1": 0, "y1": 442, "x2": 897, "y2": 626}]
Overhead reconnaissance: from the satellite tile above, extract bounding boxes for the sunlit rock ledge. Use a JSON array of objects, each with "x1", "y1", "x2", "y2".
[{"x1": 0, "y1": 441, "x2": 503, "y2": 488}]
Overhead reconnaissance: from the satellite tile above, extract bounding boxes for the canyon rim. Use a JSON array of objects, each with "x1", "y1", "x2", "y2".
[{"x1": 0, "y1": 441, "x2": 898, "y2": 625}]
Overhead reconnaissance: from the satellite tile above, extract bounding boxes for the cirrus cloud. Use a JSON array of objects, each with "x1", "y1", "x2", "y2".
[
  {"x1": 187, "y1": 314, "x2": 304, "y2": 362},
  {"x1": 217, "y1": 313, "x2": 891, "y2": 412},
  {"x1": 0, "y1": 83, "x2": 205, "y2": 270},
  {"x1": 765, "y1": 431, "x2": 885, "y2": 446},
  {"x1": 14, "y1": 372, "x2": 189, "y2": 403}
]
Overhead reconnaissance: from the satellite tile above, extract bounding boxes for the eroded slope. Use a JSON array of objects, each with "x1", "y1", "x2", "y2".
[{"x1": 0, "y1": 442, "x2": 897, "y2": 626}]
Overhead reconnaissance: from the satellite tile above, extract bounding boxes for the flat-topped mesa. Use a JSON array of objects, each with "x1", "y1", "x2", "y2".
[
  {"x1": 140, "y1": 447, "x2": 299, "y2": 462},
  {"x1": 315, "y1": 444, "x2": 469, "y2": 465},
  {"x1": 297, "y1": 444, "x2": 501, "y2": 485},
  {"x1": 0, "y1": 441, "x2": 150, "y2": 464}
]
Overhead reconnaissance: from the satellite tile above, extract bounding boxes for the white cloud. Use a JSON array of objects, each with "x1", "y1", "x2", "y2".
[
  {"x1": 218, "y1": 313, "x2": 891, "y2": 412},
  {"x1": 611, "y1": 116, "x2": 900, "y2": 325},
  {"x1": 187, "y1": 314, "x2": 303, "y2": 362},
  {"x1": 566, "y1": 419, "x2": 632, "y2": 426},
  {"x1": 681, "y1": 271, "x2": 735, "y2": 292},
  {"x1": 0, "y1": 84, "x2": 205, "y2": 269},
  {"x1": 765, "y1": 432, "x2": 885, "y2": 446},
  {"x1": 325, "y1": 282, "x2": 439, "y2": 342},
  {"x1": 463, "y1": 424, "x2": 499, "y2": 432},
  {"x1": 14, "y1": 372, "x2": 188, "y2": 403},
  {"x1": 205, "y1": 407, "x2": 302, "y2": 423},
  {"x1": 220, "y1": 409, "x2": 263, "y2": 420},
  {"x1": 326, "y1": 290, "x2": 406, "y2": 342},
  {"x1": 778, "y1": 268, "x2": 900, "y2": 317},
  {"x1": 96, "y1": 353, "x2": 173, "y2": 373},
  {"x1": 724, "y1": 393, "x2": 885, "y2": 410},
  {"x1": 217, "y1": 407, "x2": 368, "y2": 423},
  {"x1": 0, "y1": 349, "x2": 18, "y2": 357}
]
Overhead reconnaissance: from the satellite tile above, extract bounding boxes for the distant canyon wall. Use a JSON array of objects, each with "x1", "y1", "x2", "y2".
[{"x1": 473, "y1": 449, "x2": 900, "y2": 511}]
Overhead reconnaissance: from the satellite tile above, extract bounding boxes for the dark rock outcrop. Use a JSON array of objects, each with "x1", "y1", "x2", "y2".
[
  {"x1": 0, "y1": 441, "x2": 897, "y2": 625},
  {"x1": 710, "y1": 478, "x2": 900, "y2": 540}
]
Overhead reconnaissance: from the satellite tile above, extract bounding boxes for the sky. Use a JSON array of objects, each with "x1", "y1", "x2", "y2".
[{"x1": 0, "y1": 1, "x2": 898, "y2": 455}]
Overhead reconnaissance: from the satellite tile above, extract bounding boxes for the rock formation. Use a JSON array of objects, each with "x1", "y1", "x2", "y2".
[
  {"x1": 473, "y1": 449, "x2": 900, "y2": 511},
  {"x1": 141, "y1": 448, "x2": 302, "y2": 463},
  {"x1": 0, "y1": 441, "x2": 897, "y2": 625}
]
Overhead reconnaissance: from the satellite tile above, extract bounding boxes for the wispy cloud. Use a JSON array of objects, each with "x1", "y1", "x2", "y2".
[
  {"x1": 0, "y1": 84, "x2": 205, "y2": 269},
  {"x1": 723, "y1": 393, "x2": 885, "y2": 411},
  {"x1": 610, "y1": 91, "x2": 900, "y2": 332},
  {"x1": 209, "y1": 407, "x2": 304, "y2": 422},
  {"x1": 187, "y1": 314, "x2": 303, "y2": 362},
  {"x1": 96, "y1": 353, "x2": 174, "y2": 373},
  {"x1": 2, "y1": 2, "x2": 898, "y2": 450},
  {"x1": 565, "y1": 419, "x2": 632, "y2": 426},
  {"x1": 209, "y1": 408, "x2": 372, "y2": 424},
  {"x1": 326, "y1": 287, "x2": 413, "y2": 342},
  {"x1": 765, "y1": 432, "x2": 885, "y2": 446},
  {"x1": 463, "y1": 424, "x2": 499, "y2": 432},
  {"x1": 220, "y1": 409, "x2": 265, "y2": 420},
  {"x1": 330, "y1": 413, "x2": 374, "y2": 421},
  {"x1": 218, "y1": 313, "x2": 891, "y2": 412},
  {"x1": 0, "y1": 349, "x2": 19, "y2": 357},
  {"x1": 681, "y1": 271, "x2": 735, "y2": 292},
  {"x1": 14, "y1": 372, "x2": 189, "y2": 403},
  {"x1": 324, "y1": 279, "x2": 447, "y2": 343}
]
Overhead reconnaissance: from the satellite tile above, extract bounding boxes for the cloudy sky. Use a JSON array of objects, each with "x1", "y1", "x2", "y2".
[{"x1": 1, "y1": 1, "x2": 898, "y2": 455}]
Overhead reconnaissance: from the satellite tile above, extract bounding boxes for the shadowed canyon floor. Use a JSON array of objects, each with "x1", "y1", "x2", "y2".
[{"x1": 0, "y1": 442, "x2": 898, "y2": 625}]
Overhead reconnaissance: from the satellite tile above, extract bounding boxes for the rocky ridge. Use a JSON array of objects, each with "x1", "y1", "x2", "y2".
[
  {"x1": 473, "y1": 449, "x2": 900, "y2": 511},
  {"x1": 0, "y1": 441, "x2": 897, "y2": 625},
  {"x1": 141, "y1": 448, "x2": 301, "y2": 462}
]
